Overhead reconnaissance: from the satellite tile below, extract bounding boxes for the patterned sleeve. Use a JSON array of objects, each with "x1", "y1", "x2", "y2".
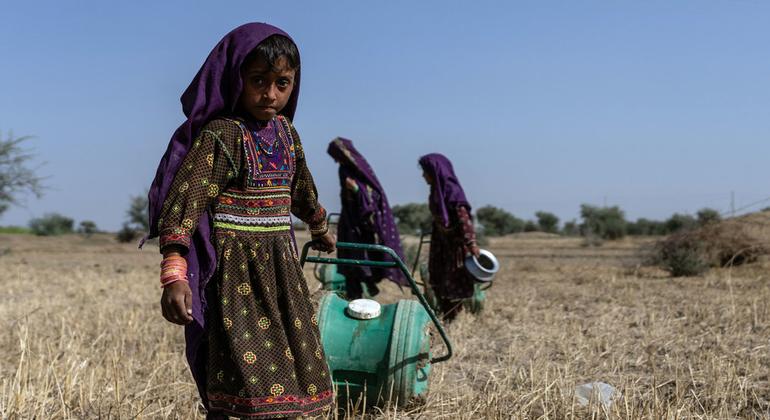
[
  {"x1": 456, "y1": 206, "x2": 477, "y2": 251},
  {"x1": 158, "y1": 119, "x2": 243, "y2": 254},
  {"x1": 287, "y1": 120, "x2": 328, "y2": 237}
]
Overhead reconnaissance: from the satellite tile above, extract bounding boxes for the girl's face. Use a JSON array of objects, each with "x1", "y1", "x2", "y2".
[
  {"x1": 422, "y1": 170, "x2": 434, "y2": 185},
  {"x1": 238, "y1": 55, "x2": 296, "y2": 121}
]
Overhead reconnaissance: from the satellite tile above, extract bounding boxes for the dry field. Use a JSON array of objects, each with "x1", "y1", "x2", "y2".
[{"x1": 1, "y1": 225, "x2": 770, "y2": 419}]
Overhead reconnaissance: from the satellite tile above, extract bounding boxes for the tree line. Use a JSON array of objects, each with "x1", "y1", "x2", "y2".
[
  {"x1": 0, "y1": 131, "x2": 740, "y2": 243},
  {"x1": 392, "y1": 203, "x2": 726, "y2": 240}
]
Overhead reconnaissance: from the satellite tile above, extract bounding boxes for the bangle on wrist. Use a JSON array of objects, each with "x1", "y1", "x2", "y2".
[
  {"x1": 160, "y1": 255, "x2": 188, "y2": 288},
  {"x1": 310, "y1": 223, "x2": 329, "y2": 237},
  {"x1": 160, "y1": 277, "x2": 189, "y2": 288}
]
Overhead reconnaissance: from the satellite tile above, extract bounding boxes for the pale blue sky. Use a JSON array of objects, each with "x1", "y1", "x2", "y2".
[{"x1": 1, "y1": 0, "x2": 768, "y2": 230}]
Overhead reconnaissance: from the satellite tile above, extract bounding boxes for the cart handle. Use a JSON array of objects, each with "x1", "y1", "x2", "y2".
[{"x1": 300, "y1": 241, "x2": 453, "y2": 364}]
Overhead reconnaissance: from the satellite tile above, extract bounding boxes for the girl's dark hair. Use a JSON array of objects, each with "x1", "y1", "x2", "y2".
[{"x1": 244, "y1": 34, "x2": 300, "y2": 71}]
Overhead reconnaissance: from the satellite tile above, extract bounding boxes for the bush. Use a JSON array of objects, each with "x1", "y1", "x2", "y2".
[
  {"x1": 579, "y1": 204, "x2": 627, "y2": 240},
  {"x1": 697, "y1": 208, "x2": 722, "y2": 226},
  {"x1": 652, "y1": 233, "x2": 710, "y2": 277},
  {"x1": 476, "y1": 205, "x2": 523, "y2": 236},
  {"x1": 535, "y1": 211, "x2": 559, "y2": 234},
  {"x1": 523, "y1": 220, "x2": 539, "y2": 232},
  {"x1": 627, "y1": 218, "x2": 667, "y2": 236},
  {"x1": 652, "y1": 223, "x2": 766, "y2": 277},
  {"x1": 29, "y1": 213, "x2": 74, "y2": 236},
  {"x1": 392, "y1": 203, "x2": 432, "y2": 235},
  {"x1": 562, "y1": 219, "x2": 580, "y2": 236},
  {"x1": 664, "y1": 213, "x2": 697, "y2": 234},
  {"x1": 78, "y1": 220, "x2": 98, "y2": 237},
  {"x1": 127, "y1": 194, "x2": 149, "y2": 232},
  {"x1": 116, "y1": 223, "x2": 140, "y2": 243}
]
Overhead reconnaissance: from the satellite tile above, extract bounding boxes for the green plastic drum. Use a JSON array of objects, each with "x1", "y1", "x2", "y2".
[
  {"x1": 318, "y1": 263, "x2": 347, "y2": 292},
  {"x1": 317, "y1": 292, "x2": 431, "y2": 406},
  {"x1": 464, "y1": 283, "x2": 486, "y2": 314},
  {"x1": 318, "y1": 265, "x2": 376, "y2": 298}
]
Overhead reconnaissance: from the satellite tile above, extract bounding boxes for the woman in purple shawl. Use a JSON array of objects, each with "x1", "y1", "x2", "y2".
[
  {"x1": 419, "y1": 153, "x2": 480, "y2": 321},
  {"x1": 145, "y1": 23, "x2": 334, "y2": 419},
  {"x1": 327, "y1": 138, "x2": 407, "y2": 299}
]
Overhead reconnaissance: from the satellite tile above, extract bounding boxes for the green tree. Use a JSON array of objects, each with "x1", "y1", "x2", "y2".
[
  {"x1": 29, "y1": 213, "x2": 74, "y2": 236},
  {"x1": 476, "y1": 205, "x2": 524, "y2": 236},
  {"x1": 627, "y1": 218, "x2": 667, "y2": 236},
  {"x1": 523, "y1": 220, "x2": 539, "y2": 232},
  {"x1": 392, "y1": 203, "x2": 432, "y2": 235},
  {"x1": 535, "y1": 211, "x2": 560, "y2": 234},
  {"x1": 664, "y1": 213, "x2": 697, "y2": 234},
  {"x1": 562, "y1": 219, "x2": 580, "y2": 236},
  {"x1": 0, "y1": 132, "x2": 44, "y2": 217},
  {"x1": 116, "y1": 223, "x2": 139, "y2": 243},
  {"x1": 78, "y1": 220, "x2": 98, "y2": 237},
  {"x1": 579, "y1": 204, "x2": 627, "y2": 240},
  {"x1": 127, "y1": 193, "x2": 149, "y2": 232}
]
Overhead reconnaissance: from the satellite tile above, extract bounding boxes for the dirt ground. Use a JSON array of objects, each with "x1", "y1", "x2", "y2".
[{"x1": 1, "y1": 228, "x2": 769, "y2": 419}]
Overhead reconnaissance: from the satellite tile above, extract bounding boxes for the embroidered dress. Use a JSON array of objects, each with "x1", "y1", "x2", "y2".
[
  {"x1": 159, "y1": 116, "x2": 332, "y2": 418},
  {"x1": 327, "y1": 138, "x2": 407, "y2": 299},
  {"x1": 418, "y1": 153, "x2": 477, "y2": 320},
  {"x1": 428, "y1": 205, "x2": 477, "y2": 318}
]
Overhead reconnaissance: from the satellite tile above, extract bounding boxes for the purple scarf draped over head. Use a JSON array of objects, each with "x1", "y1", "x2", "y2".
[
  {"x1": 144, "y1": 22, "x2": 300, "y2": 406},
  {"x1": 418, "y1": 153, "x2": 470, "y2": 227},
  {"x1": 327, "y1": 138, "x2": 407, "y2": 286}
]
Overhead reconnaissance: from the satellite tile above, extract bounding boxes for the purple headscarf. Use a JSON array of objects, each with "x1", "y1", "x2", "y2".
[
  {"x1": 418, "y1": 153, "x2": 470, "y2": 228},
  {"x1": 328, "y1": 138, "x2": 407, "y2": 285},
  {"x1": 144, "y1": 23, "x2": 300, "y2": 406}
]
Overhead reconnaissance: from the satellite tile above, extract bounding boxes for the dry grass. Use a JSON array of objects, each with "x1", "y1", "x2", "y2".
[{"x1": 2, "y1": 227, "x2": 770, "y2": 419}]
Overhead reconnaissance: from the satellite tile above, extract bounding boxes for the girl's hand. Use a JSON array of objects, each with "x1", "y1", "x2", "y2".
[
  {"x1": 311, "y1": 231, "x2": 336, "y2": 254},
  {"x1": 467, "y1": 243, "x2": 481, "y2": 258},
  {"x1": 345, "y1": 177, "x2": 358, "y2": 191},
  {"x1": 161, "y1": 281, "x2": 193, "y2": 325}
]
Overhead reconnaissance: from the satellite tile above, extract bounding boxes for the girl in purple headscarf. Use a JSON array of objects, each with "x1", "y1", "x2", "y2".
[
  {"x1": 146, "y1": 23, "x2": 334, "y2": 419},
  {"x1": 419, "y1": 153, "x2": 480, "y2": 321},
  {"x1": 327, "y1": 138, "x2": 407, "y2": 299}
]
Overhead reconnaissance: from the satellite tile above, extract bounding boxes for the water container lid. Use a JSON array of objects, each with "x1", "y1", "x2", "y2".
[{"x1": 346, "y1": 299, "x2": 381, "y2": 320}]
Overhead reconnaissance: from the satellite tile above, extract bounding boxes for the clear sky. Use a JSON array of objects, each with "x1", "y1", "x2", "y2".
[{"x1": 1, "y1": 0, "x2": 768, "y2": 231}]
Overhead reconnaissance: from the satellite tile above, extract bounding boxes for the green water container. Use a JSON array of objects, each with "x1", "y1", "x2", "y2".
[
  {"x1": 302, "y1": 241, "x2": 452, "y2": 408},
  {"x1": 465, "y1": 283, "x2": 486, "y2": 314},
  {"x1": 317, "y1": 264, "x2": 377, "y2": 298},
  {"x1": 318, "y1": 263, "x2": 347, "y2": 292},
  {"x1": 317, "y1": 292, "x2": 431, "y2": 406}
]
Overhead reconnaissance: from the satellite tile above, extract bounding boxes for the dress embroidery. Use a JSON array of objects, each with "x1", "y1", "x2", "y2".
[{"x1": 211, "y1": 117, "x2": 296, "y2": 234}]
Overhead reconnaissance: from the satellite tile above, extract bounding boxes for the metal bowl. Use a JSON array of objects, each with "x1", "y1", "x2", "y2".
[{"x1": 465, "y1": 249, "x2": 499, "y2": 282}]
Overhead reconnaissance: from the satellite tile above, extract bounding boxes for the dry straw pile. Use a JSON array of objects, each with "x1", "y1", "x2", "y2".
[{"x1": 653, "y1": 212, "x2": 770, "y2": 277}]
